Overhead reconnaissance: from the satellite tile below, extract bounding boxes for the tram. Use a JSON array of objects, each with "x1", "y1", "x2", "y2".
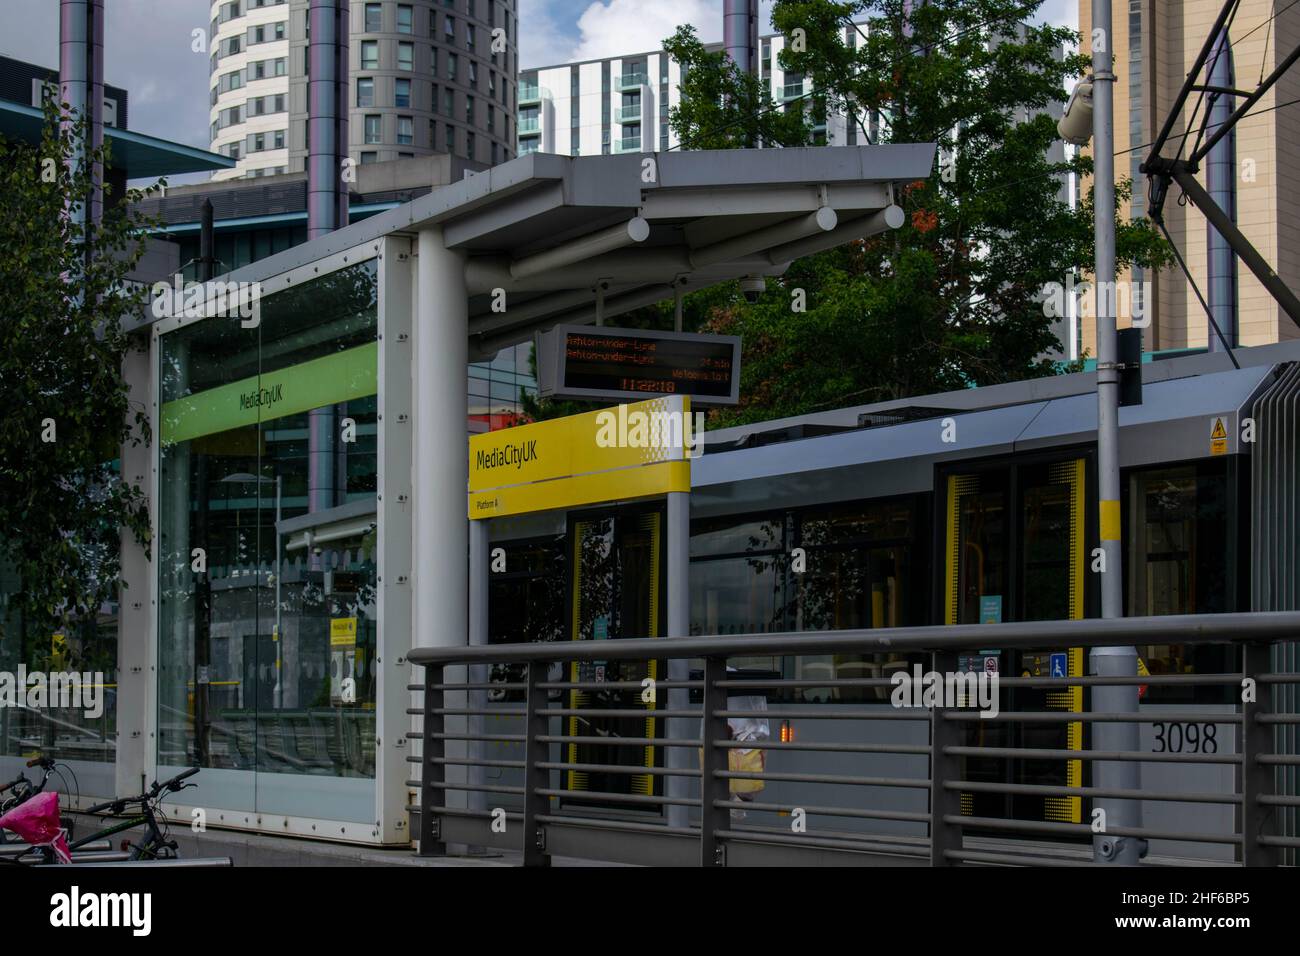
[{"x1": 480, "y1": 342, "x2": 1300, "y2": 861}]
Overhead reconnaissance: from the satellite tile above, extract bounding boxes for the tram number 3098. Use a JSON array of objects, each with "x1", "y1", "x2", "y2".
[{"x1": 1151, "y1": 722, "x2": 1218, "y2": 754}]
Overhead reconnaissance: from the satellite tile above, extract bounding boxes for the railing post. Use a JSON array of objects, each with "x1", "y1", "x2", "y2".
[
  {"x1": 418, "y1": 663, "x2": 445, "y2": 857},
  {"x1": 1242, "y1": 641, "x2": 1278, "y2": 866},
  {"x1": 700, "y1": 655, "x2": 731, "y2": 866},
  {"x1": 521, "y1": 661, "x2": 552, "y2": 867},
  {"x1": 930, "y1": 649, "x2": 962, "y2": 866}
]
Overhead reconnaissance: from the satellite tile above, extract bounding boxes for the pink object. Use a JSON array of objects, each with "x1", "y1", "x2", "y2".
[{"x1": 0, "y1": 791, "x2": 71, "y2": 863}]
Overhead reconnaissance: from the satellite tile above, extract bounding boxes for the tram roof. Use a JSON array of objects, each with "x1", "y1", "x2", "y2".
[{"x1": 691, "y1": 342, "x2": 1300, "y2": 516}]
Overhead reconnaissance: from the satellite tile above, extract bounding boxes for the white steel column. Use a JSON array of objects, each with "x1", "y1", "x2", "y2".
[
  {"x1": 377, "y1": 237, "x2": 415, "y2": 843},
  {"x1": 115, "y1": 337, "x2": 153, "y2": 799},
  {"x1": 414, "y1": 227, "x2": 470, "y2": 832}
]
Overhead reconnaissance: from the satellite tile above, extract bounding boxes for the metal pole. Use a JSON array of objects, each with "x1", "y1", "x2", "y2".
[
  {"x1": 665, "y1": 491, "x2": 691, "y2": 828},
  {"x1": 467, "y1": 518, "x2": 490, "y2": 837},
  {"x1": 1090, "y1": 0, "x2": 1141, "y2": 866},
  {"x1": 275, "y1": 476, "x2": 282, "y2": 710}
]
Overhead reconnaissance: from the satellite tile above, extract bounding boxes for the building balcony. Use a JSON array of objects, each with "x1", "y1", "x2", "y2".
[
  {"x1": 616, "y1": 104, "x2": 642, "y2": 124},
  {"x1": 782, "y1": 81, "x2": 806, "y2": 100},
  {"x1": 519, "y1": 83, "x2": 541, "y2": 105},
  {"x1": 518, "y1": 118, "x2": 540, "y2": 134},
  {"x1": 612, "y1": 136, "x2": 642, "y2": 153},
  {"x1": 615, "y1": 72, "x2": 646, "y2": 92}
]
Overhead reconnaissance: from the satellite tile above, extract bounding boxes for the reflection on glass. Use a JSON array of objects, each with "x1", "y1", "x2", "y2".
[
  {"x1": 0, "y1": 560, "x2": 118, "y2": 762},
  {"x1": 1128, "y1": 463, "x2": 1231, "y2": 703},
  {"x1": 156, "y1": 261, "x2": 379, "y2": 793}
]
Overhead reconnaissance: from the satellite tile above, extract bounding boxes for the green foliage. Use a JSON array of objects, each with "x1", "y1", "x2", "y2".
[
  {"x1": 664, "y1": 0, "x2": 1172, "y2": 428},
  {"x1": 0, "y1": 99, "x2": 161, "y2": 636},
  {"x1": 664, "y1": 25, "x2": 813, "y2": 149}
]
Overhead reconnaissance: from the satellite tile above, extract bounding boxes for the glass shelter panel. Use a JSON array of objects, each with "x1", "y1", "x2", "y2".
[{"x1": 157, "y1": 260, "x2": 379, "y2": 820}]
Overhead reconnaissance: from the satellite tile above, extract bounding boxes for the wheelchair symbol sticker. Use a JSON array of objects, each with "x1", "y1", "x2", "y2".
[{"x1": 1050, "y1": 653, "x2": 1067, "y2": 678}]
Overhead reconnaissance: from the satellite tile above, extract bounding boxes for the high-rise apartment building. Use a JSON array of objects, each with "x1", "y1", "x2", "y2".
[
  {"x1": 209, "y1": 0, "x2": 518, "y2": 181},
  {"x1": 1079, "y1": 1, "x2": 1300, "y2": 355},
  {"x1": 517, "y1": 24, "x2": 868, "y2": 158}
]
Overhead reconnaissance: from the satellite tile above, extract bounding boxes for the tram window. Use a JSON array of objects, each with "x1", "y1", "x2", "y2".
[
  {"x1": 953, "y1": 477, "x2": 1010, "y2": 625},
  {"x1": 1126, "y1": 462, "x2": 1232, "y2": 703},
  {"x1": 793, "y1": 498, "x2": 924, "y2": 703},
  {"x1": 487, "y1": 536, "x2": 566, "y2": 701},
  {"x1": 1019, "y1": 461, "x2": 1086, "y2": 622}
]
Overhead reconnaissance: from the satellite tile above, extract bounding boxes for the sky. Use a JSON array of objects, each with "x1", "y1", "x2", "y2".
[{"x1": 0, "y1": 0, "x2": 1078, "y2": 153}]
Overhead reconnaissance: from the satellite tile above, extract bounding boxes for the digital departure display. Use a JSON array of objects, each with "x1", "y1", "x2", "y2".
[{"x1": 536, "y1": 325, "x2": 741, "y2": 406}]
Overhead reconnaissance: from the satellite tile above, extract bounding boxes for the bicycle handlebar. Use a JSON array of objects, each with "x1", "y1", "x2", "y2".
[{"x1": 85, "y1": 798, "x2": 125, "y2": 815}]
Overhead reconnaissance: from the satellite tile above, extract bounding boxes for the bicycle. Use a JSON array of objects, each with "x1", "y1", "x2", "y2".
[
  {"x1": 1, "y1": 766, "x2": 199, "y2": 864},
  {"x1": 72, "y1": 766, "x2": 201, "y2": 861}
]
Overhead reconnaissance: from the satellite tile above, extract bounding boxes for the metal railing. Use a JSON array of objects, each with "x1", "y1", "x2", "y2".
[{"x1": 407, "y1": 612, "x2": 1300, "y2": 867}]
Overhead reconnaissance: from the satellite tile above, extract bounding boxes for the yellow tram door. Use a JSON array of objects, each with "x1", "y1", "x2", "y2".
[
  {"x1": 942, "y1": 458, "x2": 1089, "y2": 830},
  {"x1": 563, "y1": 508, "x2": 665, "y2": 812}
]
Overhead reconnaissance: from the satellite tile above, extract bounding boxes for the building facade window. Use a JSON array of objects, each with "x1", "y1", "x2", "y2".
[
  {"x1": 361, "y1": 40, "x2": 379, "y2": 70},
  {"x1": 397, "y1": 115, "x2": 413, "y2": 144},
  {"x1": 364, "y1": 113, "x2": 381, "y2": 144},
  {"x1": 397, "y1": 4, "x2": 413, "y2": 34},
  {"x1": 398, "y1": 41, "x2": 413, "y2": 71},
  {"x1": 364, "y1": 2, "x2": 382, "y2": 32},
  {"x1": 395, "y1": 78, "x2": 411, "y2": 107},
  {"x1": 357, "y1": 77, "x2": 374, "y2": 107}
]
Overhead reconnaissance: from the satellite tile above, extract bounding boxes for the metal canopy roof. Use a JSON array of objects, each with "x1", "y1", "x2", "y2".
[
  {"x1": 0, "y1": 100, "x2": 234, "y2": 178},
  {"x1": 175, "y1": 144, "x2": 936, "y2": 356}
]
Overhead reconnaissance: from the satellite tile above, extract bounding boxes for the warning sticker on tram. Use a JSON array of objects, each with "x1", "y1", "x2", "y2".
[{"x1": 1209, "y1": 416, "x2": 1228, "y2": 456}]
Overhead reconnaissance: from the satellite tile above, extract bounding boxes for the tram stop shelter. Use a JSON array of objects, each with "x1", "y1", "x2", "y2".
[{"x1": 115, "y1": 144, "x2": 935, "y2": 844}]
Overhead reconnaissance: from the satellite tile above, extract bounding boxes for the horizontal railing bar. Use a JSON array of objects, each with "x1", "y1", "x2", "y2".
[
  {"x1": 427, "y1": 782, "x2": 525, "y2": 795},
  {"x1": 1255, "y1": 714, "x2": 1300, "y2": 724},
  {"x1": 539, "y1": 681, "x2": 703, "y2": 690},
  {"x1": 944, "y1": 849, "x2": 1089, "y2": 867},
  {"x1": 717, "y1": 674, "x2": 1243, "y2": 689},
  {"x1": 943, "y1": 745, "x2": 1242, "y2": 764},
  {"x1": 533, "y1": 814, "x2": 697, "y2": 838},
  {"x1": 717, "y1": 678, "x2": 896, "y2": 688},
  {"x1": 1258, "y1": 795, "x2": 1300, "y2": 807},
  {"x1": 714, "y1": 709, "x2": 927, "y2": 721},
  {"x1": 713, "y1": 799, "x2": 931, "y2": 823},
  {"x1": 945, "y1": 815, "x2": 1242, "y2": 845},
  {"x1": 1257, "y1": 835, "x2": 1300, "y2": 848},
  {"x1": 941, "y1": 711, "x2": 1243, "y2": 723},
  {"x1": 538, "y1": 708, "x2": 695, "y2": 718},
  {"x1": 716, "y1": 770, "x2": 929, "y2": 789},
  {"x1": 428, "y1": 683, "x2": 528, "y2": 691},
  {"x1": 426, "y1": 708, "x2": 525, "y2": 717},
  {"x1": 1257, "y1": 674, "x2": 1300, "y2": 683},
  {"x1": 537, "y1": 734, "x2": 702, "y2": 748},
  {"x1": 432, "y1": 757, "x2": 525, "y2": 769},
  {"x1": 715, "y1": 740, "x2": 931, "y2": 755},
  {"x1": 538, "y1": 762, "x2": 701, "y2": 777},
  {"x1": 534, "y1": 788, "x2": 696, "y2": 808},
  {"x1": 428, "y1": 806, "x2": 523, "y2": 821},
  {"x1": 1256, "y1": 754, "x2": 1300, "y2": 765},
  {"x1": 430, "y1": 732, "x2": 526, "y2": 742},
  {"x1": 944, "y1": 780, "x2": 1242, "y2": 804},
  {"x1": 407, "y1": 611, "x2": 1300, "y2": 667},
  {"x1": 713, "y1": 827, "x2": 929, "y2": 857}
]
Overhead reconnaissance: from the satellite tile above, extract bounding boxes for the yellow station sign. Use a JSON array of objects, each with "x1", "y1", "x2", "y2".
[{"x1": 468, "y1": 396, "x2": 695, "y2": 519}]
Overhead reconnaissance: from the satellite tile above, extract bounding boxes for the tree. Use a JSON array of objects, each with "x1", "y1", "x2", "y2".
[
  {"x1": 666, "y1": 0, "x2": 1171, "y2": 426},
  {"x1": 0, "y1": 100, "x2": 160, "y2": 649}
]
